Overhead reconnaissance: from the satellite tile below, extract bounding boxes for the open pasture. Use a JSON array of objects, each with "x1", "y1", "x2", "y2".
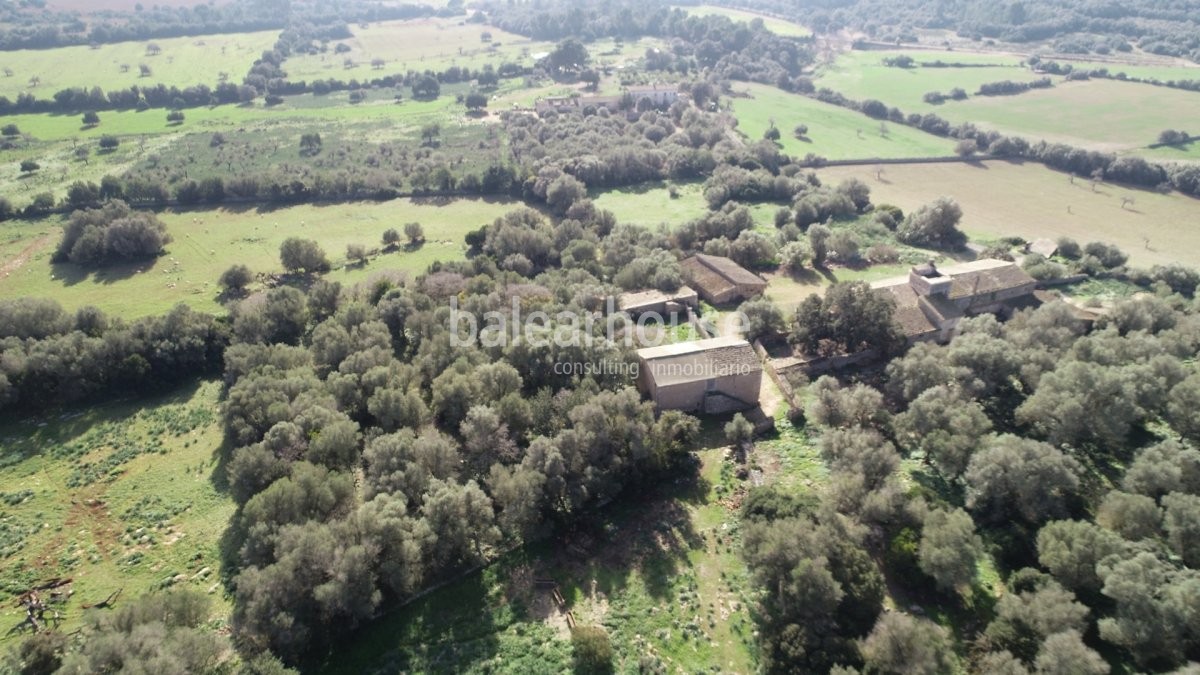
[
  {"x1": 0, "y1": 31, "x2": 278, "y2": 100},
  {"x1": 676, "y1": 5, "x2": 811, "y2": 37},
  {"x1": 939, "y1": 78, "x2": 1200, "y2": 152},
  {"x1": 731, "y1": 82, "x2": 956, "y2": 160},
  {"x1": 1034, "y1": 58, "x2": 1200, "y2": 84},
  {"x1": 0, "y1": 380, "x2": 233, "y2": 634},
  {"x1": 592, "y1": 181, "x2": 710, "y2": 228},
  {"x1": 816, "y1": 50, "x2": 1199, "y2": 152},
  {"x1": 814, "y1": 49, "x2": 1040, "y2": 112},
  {"x1": 0, "y1": 87, "x2": 483, "y2": 206},
  {"x1": 281, "y1": 17, "x2": 551, "y2": 81},
  {"x1": 0, "y1": 197, "x2": 518, "y2": 318},
  {"x1": 816, "y1": 160, "x2": 1200, "y2": 268}
]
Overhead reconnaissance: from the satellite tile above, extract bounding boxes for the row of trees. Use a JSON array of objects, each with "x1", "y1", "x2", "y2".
[{"x1": 811, "y1": 87, "x2": 1200, "y2": 198}]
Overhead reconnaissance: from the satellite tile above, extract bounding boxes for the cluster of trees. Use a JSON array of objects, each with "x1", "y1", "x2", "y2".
[
  {"x1": 747, "y1": 290, "x2": 1200, "y2": 672},
  {"x1": 52, "y1": 200, "x2": 171, "y2": 267},
  {"x1": 505, "y1": 97, "x2": 739, "y2": 202},
  {"x1": 736, "y1": 0, "x2": 1200, "y2": 62},
  {"x1": 210, "y1": 201, "x2": 715, "y2": 663},
  {"x1": 1, "y1": 589, "x2": 295, "y2": 674},
  {"x1": 976, "y1": 77, "x2": 1053, "y2": 96},
  {"x1": 0, "y1": 298, "x2": 226, "y2": 412},
  {"x1": 481, "y1": 2, "x2": 814, "y2": 91},
  {"x1": 922, "y1": 87, "x2": 968, "y2": 104}
]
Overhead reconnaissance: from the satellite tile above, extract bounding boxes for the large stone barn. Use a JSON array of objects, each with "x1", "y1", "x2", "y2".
[
  {"x1": 635, "y1": 336, "x2": 762, "y2": 414},
  {"x1": 680, "y1": 254, "x2": 769, "y2": 305}
]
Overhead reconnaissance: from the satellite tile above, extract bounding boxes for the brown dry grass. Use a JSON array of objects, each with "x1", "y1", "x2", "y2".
[{"x1": 817, "y1": 160, "x2": 1200, "y2": 268}]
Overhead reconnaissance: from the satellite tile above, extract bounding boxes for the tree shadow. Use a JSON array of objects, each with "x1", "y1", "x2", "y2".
[
  {"x1": 308, "y1": 565, "x2": 502, "y2": 675},
  {"x1": 539, "y1": 466, "x2": 709, "y2": 604},
  {"x1": 0, "y1": 379, "x2": 204, "y2": 464},
  {"x1": 48, "y1": 257, "x2": 158, "y2": 287}
]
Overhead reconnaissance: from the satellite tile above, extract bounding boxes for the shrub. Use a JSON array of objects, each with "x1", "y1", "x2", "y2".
[{"x1": 571, "y1": 626, "x2": 613, "y2": 674}]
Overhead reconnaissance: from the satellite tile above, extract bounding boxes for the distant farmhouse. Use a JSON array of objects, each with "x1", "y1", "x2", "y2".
[
  {"x1": 871, "y1": 259, "x2": 1038, "y2": 343},
  {"x1": 534, "y1": 85, "x2": 681, "y2": 114},
  {"x1": 636, "y1": 336, "x2": 762, "y2": 414},
  {"x1": 681, "y1": 253, "x2": 769, "y2": 305}
]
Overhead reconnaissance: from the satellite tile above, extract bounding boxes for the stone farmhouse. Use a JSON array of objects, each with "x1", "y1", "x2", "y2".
[
  {"x1": 681, "y1": 254, "x2": 769, "y2": 305},
  {"x1": 871, "y1": 259, "x2": 1038, "y2": 343}
]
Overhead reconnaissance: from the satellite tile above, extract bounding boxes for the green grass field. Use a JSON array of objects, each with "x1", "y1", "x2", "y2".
[
  {"x1": 815, "y1": 50, "x2": 1200, "y2": 152},
  {"x1": 677, "y1": 5, "x2": 811, "y2": 37},
  {"x1": 940, "y1": 78, "x2": 1200, "y2": 151},
  {"x1": 0, "y1": 197, "x2": 518, "y2": 318},
  {"x1": 592, "y1": 181, "x2": 710, "y2": 228},
  {"x1": 281, "y1": 17, "x2": 553, "y2": 82},
  {"x1": 731, "y1": 82, "x2": 956, "y2": 160},
  {"x1": 0, "y1": 380, "x2": 233, "y2": 635},
  {"x1": 0, "y1": 85, "x2": 486, "y2": 207},
  {"x1": 2, "y1": 93, "x2": 462, "y2": 144},
  {"x1": 816, "y1": 160, "x2": 1200, "y2": 268},
  {"x1": 815, "y1": 49, "x2": 1036, "y2": 111},
  {"x1": 0, "y1": 31, "x2": 279, "y2": 100}
]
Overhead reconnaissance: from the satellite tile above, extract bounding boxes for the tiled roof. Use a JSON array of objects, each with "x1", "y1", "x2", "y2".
[
  {"x1": 638, "y1": 337, "x2": 761, "y2": 386},
  {"x1": 681, "y1": 257, "x2": 736, "y2": 297},
  {"x1": 946, "y1": 261, "x2": 1036, "y2": 299},
  {"x1": 694, "y1": 253, "x2": 768, "y2": 287}
]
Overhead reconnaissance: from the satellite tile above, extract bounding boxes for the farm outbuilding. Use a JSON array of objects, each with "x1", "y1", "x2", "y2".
[
  {"x1": 618, "y1": 286, "x2": 699, "y2": 317},
  {"x1": 636, "y1": 336, "x2": 762, "y2": 414},
  {"x1": 680, "y1": 254, "x2": 768, "y2": 305}
]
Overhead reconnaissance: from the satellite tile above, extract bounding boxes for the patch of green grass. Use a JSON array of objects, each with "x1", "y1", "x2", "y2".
[
  {"x1": 1137, "y1": 138, "x2": 1200, "y2": 161},
  {"x1": 591, "y1": 181, "x2": 710, "y2": 228},
  {"x1": 677, "y1": 5, "x2": 812, "y2": 37},
  {"x1": 0, "y1": 197, "x2": 519, "y2": 318},
  {"x1": 941, "y1": 78, "x2": 1200, "y2": 152},
  {"x1": 731, "y1": 82, "x2": 956, "y2": 160},
  {"x1": 1062, "y1": 277, "x2": 1144, "y2": 305},
  {"x1": 815, "y1": 49, "x2": 1036, "y2": 112},
  {"x1": 0, "y1": 31, "x2": 279, "y2": 101},
  {"x1": 0, "y1": 380, "x2": 234, "y2": 633}
]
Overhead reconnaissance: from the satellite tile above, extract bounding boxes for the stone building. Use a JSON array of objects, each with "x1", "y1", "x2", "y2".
[
  {"x1": 680, "y1": 254, "x2": 769, "y2": 305},
  {"x1": 635, "y1": 336, "x2": 762, "y2": 414}
]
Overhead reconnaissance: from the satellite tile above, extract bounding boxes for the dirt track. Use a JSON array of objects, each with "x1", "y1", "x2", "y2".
[{"x1": 0, "y1": 234, "x2": 53, "y2": 280}]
